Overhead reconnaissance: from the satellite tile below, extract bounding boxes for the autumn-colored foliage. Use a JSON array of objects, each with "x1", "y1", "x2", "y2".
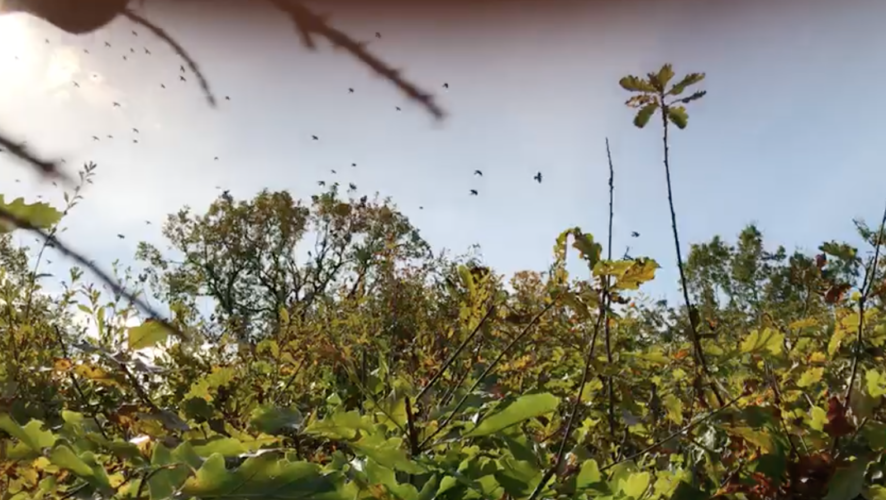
[{"x1": 1, "y1": 65, "x2": 885, "y2": 500}]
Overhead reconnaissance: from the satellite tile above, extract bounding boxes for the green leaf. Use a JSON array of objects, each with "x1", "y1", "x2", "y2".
[
  {"x1": 576, "y1": 459, "x2": 602, "y2": 489},
  {"x1": 364, "y1": 458, "x2": 420, "y2": 500},
  {"x1": 352, "y1": 435, "x2": 425, "y2": 474},
  {"x1": 621, "y1": 471, "x2": 651, "y2": 499},
  {"x1": 669, "y1": 481, "x2": 708, "y2": 500},
  {"x1": 798, "y1": 368, "x2": 824, "y2": 388},
  {"x1": 740, "y1": 328, "x2": 784, "y2": 356},
  {"x1": 662, "y1": 394, "x2": 683, "y2": 425},
  {"x1": 667, "y1": 106, "x2": 690, "y2": 129},
  {"x1": 495, "y1": 458, "x2": 542, "y2": 498},
  {"x1": 825, "y1": 457, "x2": 870, "y2": 500},
  {"x1": 418, "y1": 475, "x2": 440, "y2": 500},
  {"x1": 0, "y1": 415, "x2": 57, "y2": 457},
  {"x1": 250, "y1": 406, "x2": 304, "y2": 434},
  {"x1": 127, "y1": 320, "x2": 171, "y2": 350},
  {"x1": 866, "y1": 370, "x2": 886, "y2": 397},
  {"x1": 49, "y1": 445, "x2": 113, "y2": 493},
  {"x1": 863, "y1": 421, "x2": 886, "y2": 451},
  {"x1": 753, "y1": 454, "x2": 786, "y2": 487},
  {"x1": 303, "y1": 408, "x2": 373, "y2": 440},
  {"x1": 572, "y1": 232, "x2": 602, "y2": 271},
  {"x1": 191, "y1": 437, "x2": 246, "y2": 457},
  {"x1": 180, "y1": 453, "x2": 343, "y2": 498},
  {"x1": 0, "y1": 195, "x2": 63, "y2": 233},
  {"x1": 656, "y1": 64, "x2": 675, "y2": 88},
  {"x1": 809, "y1": 406, "x2": 828, "y2": 432},
  {"x1": 865, "y1": 485, "x2": 886, "y2": 500},
  {"x1": 148, "y1": 443, "x2": 199, "y2": 499},
  {"x1": 466, "y1": 393, "x2": 560, "y2": 437},
  {"x1": 667, "y1": 73, "x2": 705, "y2": 96},
  {"x1": 619, "y1": 75, "x2": 656, "y2": 93},
  {"x1": 633, "y1": 103, "x2": 659, "y2": 128}
]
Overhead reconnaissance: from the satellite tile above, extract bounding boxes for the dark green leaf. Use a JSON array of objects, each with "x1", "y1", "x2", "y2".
[
  {"x1": 678, "y1": 90, "x2": 707, "y2": 104},
  {"x1": 667, "y1": 73, "x2": 705, "y2": 96},
  {"x1": 667, "y1": 106, "x2": 689, "y2": 129},
  {"x1": 250, "y1": 406, "x2": 304, "y2": 434},
  {"x1": 634, "y1": 103, "x2": 659, "y2": 128},
  {"x1": 670, "y1": 481, "x2": 708, "y2": 500},
  {"x1": 825, "y1": 457, "x2": 870, "y2": 500}
]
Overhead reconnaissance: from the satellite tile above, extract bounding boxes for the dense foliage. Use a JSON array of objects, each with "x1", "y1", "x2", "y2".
[{"x1": 2, "y1": 65, "x2": 886, "y2": 500}]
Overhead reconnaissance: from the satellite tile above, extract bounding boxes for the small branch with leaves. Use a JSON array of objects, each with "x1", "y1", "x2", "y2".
[{"x1": 619, "y1": 63, "x2": 725, "y2": 407}]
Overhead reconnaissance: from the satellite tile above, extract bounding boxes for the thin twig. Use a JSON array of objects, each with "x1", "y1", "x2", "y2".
[
  {"x1": 273, "y1": 355, "x2": 309, "y2": 406},
  {"x1": 659, "y1": 102, "x2": 724, "y2": 408},
  {"x1": 53, "y1": 326, "x2": 110, "y2": 440},
  {"x1": 0, "y1": 132, "x2": 70, "y2": 186},
  {"x1": 844, "y1": 202, "x2": 886, "y2": 407},
  {"x1": 600, "y1": 391, "x2": 743, "y2": 472},
  {"x1": 603, "y1": 138, "x2": 617, "y2": 440},
  {"x1": 122, "y1": 9, "x2": 216, "y2": 107},
  {"x1": 0, "y1": 207, "x2": 189, "y2": 343},
  {"x1": 267, "y1": 0, "x2": 445, "y2": 120},
  {"x1": 528, "y1": 303, "x2": 606, "y2": 500},
  {"x1": 418, "y1": 300, "x2": 557, "y2": 451},
  {"x1": 415, "y1": 304, "x2": 496, "y2": 403}
]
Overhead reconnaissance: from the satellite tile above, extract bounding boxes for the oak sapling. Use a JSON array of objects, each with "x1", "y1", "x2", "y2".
[{"x1": 619, "y1": 64, "x2": 725, "y2": 406}]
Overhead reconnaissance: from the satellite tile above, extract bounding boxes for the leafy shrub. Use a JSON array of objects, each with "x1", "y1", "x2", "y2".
[{"x1": 1, "y1": 65, "x2": 885, "y2": 500}]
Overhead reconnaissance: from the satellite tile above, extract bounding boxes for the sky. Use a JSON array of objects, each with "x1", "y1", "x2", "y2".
[{"x1": 1, "y1": 0, "x2": 886, "y2": 309}]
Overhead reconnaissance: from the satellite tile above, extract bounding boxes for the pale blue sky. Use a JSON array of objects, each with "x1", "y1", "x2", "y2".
[{"x1": 1, "y1": 0, "x2": 885, "y2": 304}]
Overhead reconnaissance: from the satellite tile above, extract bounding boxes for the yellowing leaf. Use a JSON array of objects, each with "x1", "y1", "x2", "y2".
[
  {"x1": 52, "y1": 358, "x2": 72, "y2": 372},
  {"x1": 866, "y1": 370, "x2": 886, "y2": 398},
  {"x1": 790, "y1": 317, "x2": 819, "y2": 330},
  {"x1": 740, "y1": 328, "x2": 784, "y2": 356},
  {"x1": 662, "y1": 394, "x2": 683, "y2": 425},
  {"x1": 809, "y1": 406, "x2": 827, "y2": 431},
  {"x1": 127, "y1": 320, "x2": 170, "y2": 350},
  {"x1": 621, "y1": 471, "x2": 651, "y2": 499},
  {"x1": 616, "y1": 258, "x2": 660, "y2": 290},
  {"x1": 809, "y1": 352, "x2": 827, "y2": 364},
  {"x1": 797, "y1": 368, "x2": 824, "y2": 388},
  {"x1": 74, "y1": 364, "x2": 118, "y2": 386},
  {"x1": 865, "y1": 486, "x2": 886, "y2": 500}
]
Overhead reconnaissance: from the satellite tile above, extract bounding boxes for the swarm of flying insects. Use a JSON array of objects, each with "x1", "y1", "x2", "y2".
[
  {"x1": 0, "y1": 0, "x2": 449, "y2": 345},
  {"x1": 0, "y1": 0, "x2": 446, "y2": 182}
]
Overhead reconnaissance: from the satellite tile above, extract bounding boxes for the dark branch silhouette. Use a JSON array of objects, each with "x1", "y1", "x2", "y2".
[
  {"x1": 0, "y1": 202, "x2": 189, "y2": 344},
  {"x1": 267, "y1": 0, "x2": 445, "y2": 119},
  {"x1": 0, "y1": 0, "x2": 445, "y2": 179},
  {"x1": 122, "y1": 8, "x2": 217, "y2": 107}
]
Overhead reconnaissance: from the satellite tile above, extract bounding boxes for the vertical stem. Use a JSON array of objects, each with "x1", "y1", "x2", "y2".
[
  {"x1": 604, "y1": 138, "x2": 617, "y2": 440},
  {"x1": 844, "y1": 202, "x2": 886, "y2": 406},
  {"x1": 659, "y1": 102, "x2": 724, "y2": 407}
]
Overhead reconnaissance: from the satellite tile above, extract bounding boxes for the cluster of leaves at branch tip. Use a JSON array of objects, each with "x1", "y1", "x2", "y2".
[
  {"x1": 2, "y1": 66, "x2": 886, "y2": 500},
  {"x1": 620, "y1": 63, "x2": 707, "y2": 129}
]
